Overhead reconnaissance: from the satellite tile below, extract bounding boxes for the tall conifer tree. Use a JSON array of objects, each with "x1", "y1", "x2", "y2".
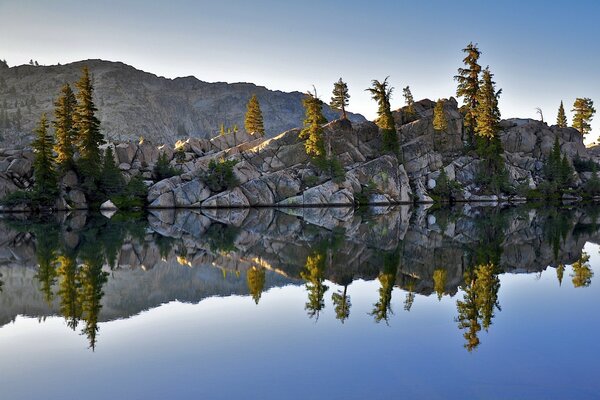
[
  {"x1": 74, "y1": 67, "x2": 104, "y2": 182},
  {"x1": 475, "y1": 67, "x2": 502, "y2": 139},
  {"x1": 330, "y1": 78, "x2": 350, "y2": 119},
  {"x1": 53, "y1": 83, "x2": 77, "y2": 170},
  {"x1": 455, "y1": 43, "x2": 482, "y2": 140},
  {"x1": 433, "y1": 99, "x2": 448, "y2": 132},
  {"x1": 299, "y1": 89, "x2": 327, "y2": 158},
  {"x1": 32, "y1": 113, "x2": 58, "y2": 199},
  {"x1": 402, "y1": 86, "x2": 416, "y2": 119},
  {"x1": 571, "y1": 97, "x2": 596, "y2": 135},
  {"x1": 366, "y1": 77, "x2": 398, "y2": 153},
  {"x1": 556, "y1": 101, "x2": 567, "y2": 128},
  {"x1": 244, "y1": 94, "x2": 265, "y2": 136}
]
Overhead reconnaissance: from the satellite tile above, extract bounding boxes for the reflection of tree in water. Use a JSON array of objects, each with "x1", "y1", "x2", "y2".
[
  {"x1": 57, "y1": 254, "x2": 82, "y2": 330},
  {"x1": 32, "y1": 223, "x2": 60, "y2": 304},
  {"x1": 433, "y1": 269, "x2": 447, "y2": 300},
  {"x1": 403, "y1": 276, "x2": 416, "y2": 312},
  {"x1": 332, "y1": 283, "x2": 351, "y2": 324},
  {"x1": 78, "y1": 252, "x2": 109, "y2": 351},
  {"x1": 246, "y1": 266, "x2": 266, "y2": 304},
  {"x1": 456, "y1": 209, "x2": 504, "y2": 352},
  {"x1": 571, "y1": 252, "x2": 593, "y2": 288},
  {"x1": 370, "y1": 251, "x2": 399, "y2": 324},
  {"x1": 301, "y1": 251, "x2": 328, "y2": 320},
  {"x1": 205, "y1": 223, "x2": 240, "y2": 254},
  {"x1": 541, "y1": 208, "x2": 574, "y2": 262},
  {"x1": 456, "y1": 263, "x2": 501, "y2": 352},
  {"x1": 556, "y1": 264, "x2": 565, "y2": 286},
  {"x1": 9, "y1": 213, "x2": 147, "y2": 350}
]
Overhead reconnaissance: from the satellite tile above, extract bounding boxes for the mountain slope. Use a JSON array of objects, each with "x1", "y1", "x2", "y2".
[{"x1": 0, "y1": 60, "x2": 365, "y2": 146}]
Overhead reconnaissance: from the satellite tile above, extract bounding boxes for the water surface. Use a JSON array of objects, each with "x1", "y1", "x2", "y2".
[{"x1": 0, "y1": 205, "x2": 598, "y2": 399}]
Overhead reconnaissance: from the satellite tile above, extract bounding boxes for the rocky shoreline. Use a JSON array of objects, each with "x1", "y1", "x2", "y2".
[{"x1": 1, "y1": 98, "x2": 598, "y2": 212}]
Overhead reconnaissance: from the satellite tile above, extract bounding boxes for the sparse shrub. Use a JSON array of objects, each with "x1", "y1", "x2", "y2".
[
  {"x1": 355, "y1": 181, "x2": 377, "y2": 205},
  {"x1": 201, "y1": 159, "x2": 239, "y2": 192},
  {"x1": 153, "y1": 152, "x2": 180, "y2": 180},
  {"x1": 111, "y1": 175, "x2": 148, "y2": 209},
  {"x1": 431, "y1": 168, "x2": 462, "y2": 202}
]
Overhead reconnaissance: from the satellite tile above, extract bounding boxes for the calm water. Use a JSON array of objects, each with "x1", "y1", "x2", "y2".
[{"x1": 0, "y1": 205, "x2": 599, "y2": 400}]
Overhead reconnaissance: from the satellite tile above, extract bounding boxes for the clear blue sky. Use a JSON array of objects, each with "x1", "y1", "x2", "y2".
[{"x1": 1, "y1": 0, "x2": 598, "y2": 142}]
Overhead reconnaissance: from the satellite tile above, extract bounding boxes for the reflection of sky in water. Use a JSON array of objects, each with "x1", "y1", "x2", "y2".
[{"x1": 1, "y1": 244, "x2": 599, "y2": 400}]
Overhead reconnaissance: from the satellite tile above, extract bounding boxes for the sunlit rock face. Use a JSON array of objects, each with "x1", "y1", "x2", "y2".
[
  {"x1": 0, "y1": 60, "x2": 365, "y2": 147},
  {"x1": 0, "y1": 204, "x2": 596, "y2": 327}
]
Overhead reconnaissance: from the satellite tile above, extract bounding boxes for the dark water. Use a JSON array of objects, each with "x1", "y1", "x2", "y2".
[{"x1": 0, "y1": 205, "x2": 599, "y2": 400}]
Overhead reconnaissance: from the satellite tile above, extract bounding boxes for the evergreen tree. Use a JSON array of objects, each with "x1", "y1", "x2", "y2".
[
  {"x1": 153, "y1": 152, "x2": 180, "y2": 180},
  {"x1": 433, "y1": 99, "x2": 448, "y2": 132},
  {"x1": 74, "y1": 67, "x2": 104, "y2": 183},
  {"x1": 53, "y1": 83, "x2": 78, "y2": 170},
  {"x1": 455, "y1": 42, "x2": 482, "y2": 140},
  {"x1": 543, "y1": 136, "x2": 574, "y2": 194},
  {"x1": 244, "y1": 94, "x2": 265, "y2": 136},
  {"x1": 402, "y1": 86, "x2": 416, "y2": 119},
  {"x1": 366, "y1": 77, "x2": 398, "y2": 153},
  {"x1": 556, "y1": 101, "x2": 567, "y2": 128},
  {"x1": 475, "y1": 67, "x2": 502, "y2": 139},
  {"x1": 571, "y1": 97, "x2": 596, "y2": 135},
  {"x1": 299, "y1": 88, "x2": 327, "y2": 158},
  {"x1": 31, "y1": 113, "x2": 58, "y2": 200},
  {"x1": 100, "y1": 147, "x2": 125, "y2": 196},
  {"x1": 330, "y1": 78, "x2": 350, "y2": 119}
]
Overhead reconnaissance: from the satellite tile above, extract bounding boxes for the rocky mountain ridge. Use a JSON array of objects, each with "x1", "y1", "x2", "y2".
[{"x1": 0, "y1": 59, "x2": 365, "y2": 146}]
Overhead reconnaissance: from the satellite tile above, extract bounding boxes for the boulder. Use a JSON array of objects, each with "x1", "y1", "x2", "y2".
[
  {"x1": 241, "y1": 179, "x2": 275, "y2": 206},
  {"x1": 100, "y1": 200, "x2": 118, "y2": 210},
  {"x1": 147, "y1": 176, "x2": 182, "y2": 203},
  {"x1": 201, "y1": 187, "x2": 250, "y2": 208},
  {"x1": 67, "y1": 189, "x2": 87, "y2": 209},
  {"x1": 173, "y1": 179, "x2": 211, "y2": 207},
  {"x1": 6, "y1": 158, "x2": 31, "y2": 178},
  {"x1": 149, "y1": 192, "x2": 175, "y2": 208},
  {"x1": 115, "y1": 143, "x2": 137, "y2": 165}
]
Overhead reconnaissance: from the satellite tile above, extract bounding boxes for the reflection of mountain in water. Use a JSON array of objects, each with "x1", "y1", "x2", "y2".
[{"x1": 0, "y1": 205, "x2": 597, "y2": 349}]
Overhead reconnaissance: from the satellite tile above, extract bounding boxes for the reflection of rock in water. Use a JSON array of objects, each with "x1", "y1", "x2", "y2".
[{"x1": 0, "y1": 205, "x2": 598, "y2": 328}]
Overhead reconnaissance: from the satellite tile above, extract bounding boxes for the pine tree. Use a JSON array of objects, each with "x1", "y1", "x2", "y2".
[
  {"x1": 475, "y1": 67, "x2": 502, "y2": 139},
  {"x1": 244, "y1": 94, "x2": 265, "y2": 136},
  {"x1": 330, "y1": 78, "x2": 350, "y2": 119},
  {"x1": 100, "y1": 147, "x2": 125, "y2": 196},
  {"x1": 433, "y1": 99, "x2": 448, "y2": 132},
  {"x1": 455, "y1": 43, "x2": 482, "y2": 139},
  {"x1": 53, "y1": 83, "x2": 78, "y2": 170},
  {"x1": 299, "y1": 88, "x2": 327, "y2": 158},
  {"x1": 32, "y1": 114, "x2": 58, "y2": 200},
  {"x1": 366, "y1": 77, "x2": 398, "y2": 153},
  {"x1": 74, "y1": 67, "x2": 104, "y2": 181},
  {"x1": 556, "y1": 101, "x2": 567, "y2": 128},
  {"x1": 402, "y1": 86, "x2": 416, "y2": 119},
  {"x1": 571, "y1": 97, "x2": 596, "y2": 135}
]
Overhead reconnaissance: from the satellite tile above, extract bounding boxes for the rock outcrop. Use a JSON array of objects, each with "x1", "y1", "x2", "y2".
[{"x1": 0, "y1": 95, "x2": 596, "y2": 209}]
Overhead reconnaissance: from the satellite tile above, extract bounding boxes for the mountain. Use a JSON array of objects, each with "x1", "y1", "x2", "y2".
[{"x1": 0, "y1": 59, "x2": 365, "y2": 146}]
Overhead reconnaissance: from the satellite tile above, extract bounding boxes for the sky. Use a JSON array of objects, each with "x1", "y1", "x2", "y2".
[{"x1": 0, "y1": 0, "x2": 599, "y2": 143}]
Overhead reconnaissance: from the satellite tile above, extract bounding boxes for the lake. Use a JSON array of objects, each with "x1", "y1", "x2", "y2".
[{"x1": 0, "y1": 205, "x2": 599, "y2": 399}]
